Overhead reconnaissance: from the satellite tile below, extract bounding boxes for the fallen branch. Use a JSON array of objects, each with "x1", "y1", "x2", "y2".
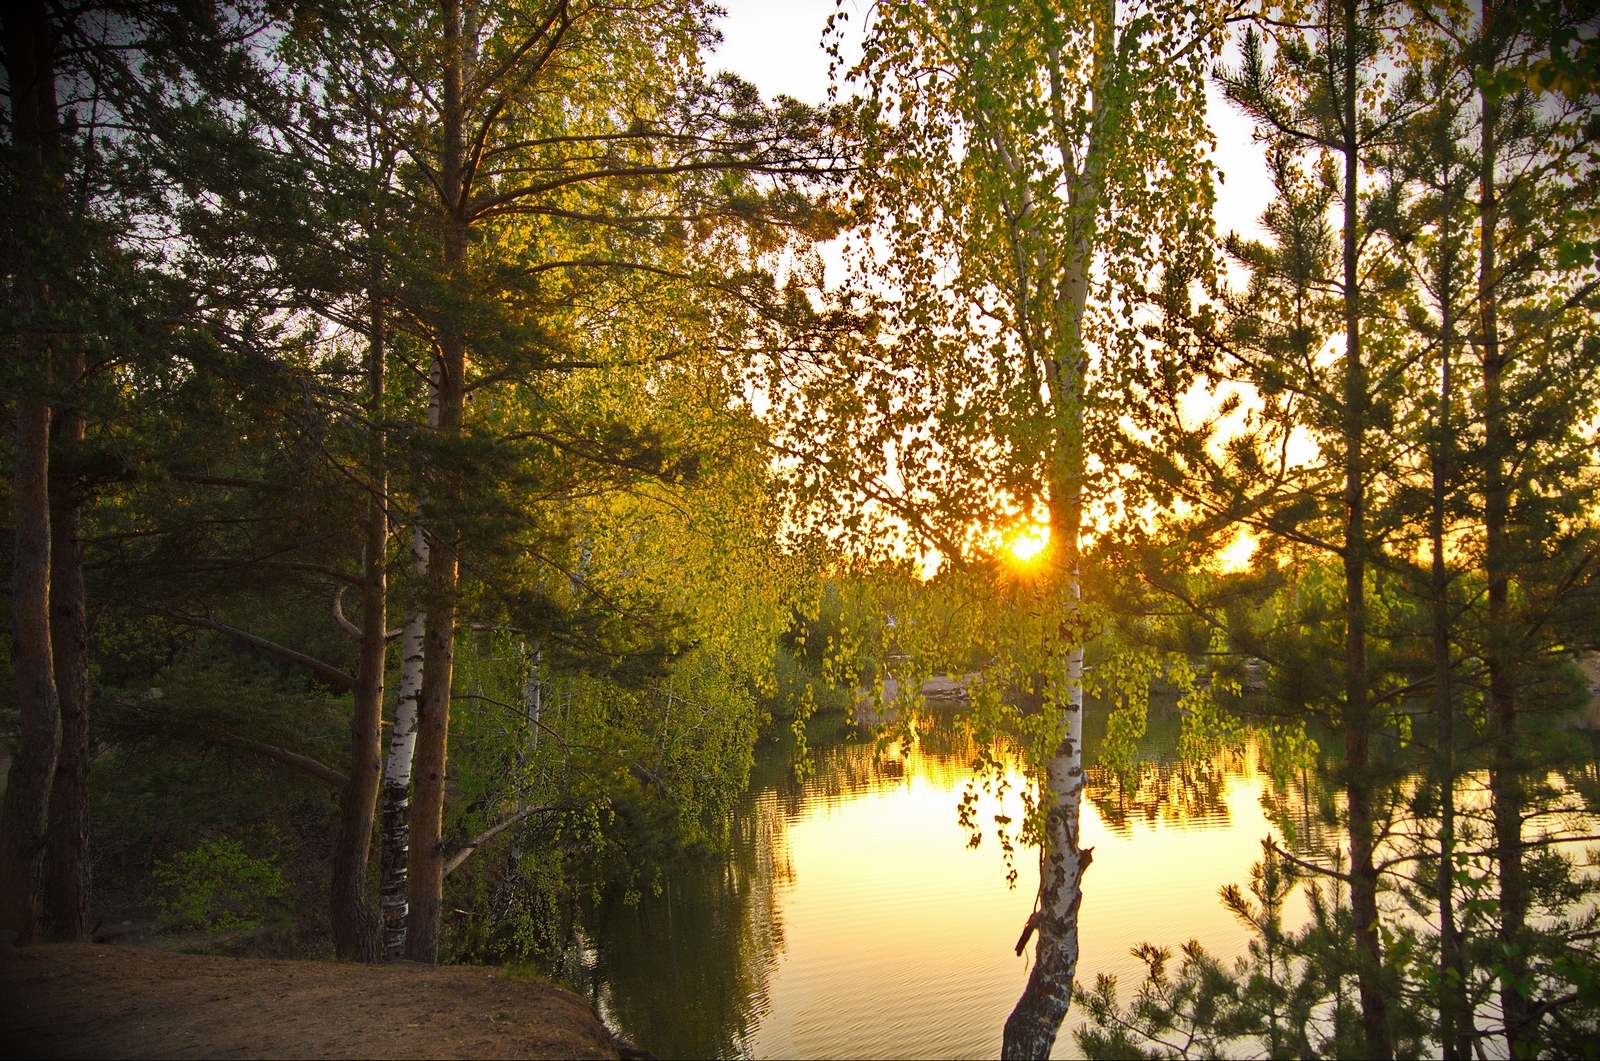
[
  {"x1": 442, "y1": 804, "x2": 557, "y2": 878},
  {"x1": 209, "y1": 732, "x2": 348, "y2": 789}
]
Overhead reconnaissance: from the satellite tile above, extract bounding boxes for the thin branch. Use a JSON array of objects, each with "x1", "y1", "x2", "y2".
[{"x1": 442, "y1": 804, "x2": 557, "y2": 877}]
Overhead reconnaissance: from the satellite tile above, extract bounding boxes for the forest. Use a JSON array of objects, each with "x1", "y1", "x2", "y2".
[{"x1": 2, "y1": 0, "x2": 1598, "y2": 1059}]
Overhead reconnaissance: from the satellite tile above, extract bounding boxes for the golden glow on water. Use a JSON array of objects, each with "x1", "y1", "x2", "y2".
[{"x1": 743, "y1": 742, "x2": 1299, "y2": 1060}]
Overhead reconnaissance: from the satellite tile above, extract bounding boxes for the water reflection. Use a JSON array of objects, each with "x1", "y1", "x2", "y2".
[
  {"x1": 568, "y1": 773, "x2": 790, "y2": 1060},
  {"x1": 569, "y1": 705, "x2": 1299, "y2": 1060}
]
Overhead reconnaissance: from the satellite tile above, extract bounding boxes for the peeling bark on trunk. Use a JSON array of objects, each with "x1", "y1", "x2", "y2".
[
  {"x1": 379, "y1": 527, "x2": 426, "y2": 961},
  {"x1": 404, "y1": 2, "x2": 469, "y2": 962},
  {"x1": 43, "y1": 349, "x2": 89, "y2": 942},
  {"x1": 330, "y1": 294, "x2": 390, "y2": 961},
  {"x1": 1002, "y1": 631, "x2": 1088, "y2": 1060},
  {"x1": 0, "y1": 0, "x2": 62, "y2": 949}
]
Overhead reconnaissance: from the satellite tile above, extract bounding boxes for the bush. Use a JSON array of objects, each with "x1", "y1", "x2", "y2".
[{"x1": 152, "y1": 838, "x2": 286, "y2": 933}]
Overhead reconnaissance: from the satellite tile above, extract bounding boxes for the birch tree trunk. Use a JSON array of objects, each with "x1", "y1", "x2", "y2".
[
  {"x1": 999, "y1": 5, "x2": 1118, "y2": 1053},
  {"x1": 404, "y1": 0, "x2": 469, "y2": 962},
  {"x1": 379, "y1": 525, "x2": 427, "y2": 960},
  {"x1": 0, "y1": 0, "x2": 62, "y2": 948},
  {"x1": 380, "y1": 355, "x2": 437, "y2": 960},
  {"x1": 43, "y1": 347, "x2": 89, "y2": 941},
  {"x1": 330, "y1": 291, "x2": 390, "y2": 960},
  {"x1": 1002, "y1": 584, "x2": 1088, "y2": 1060}
]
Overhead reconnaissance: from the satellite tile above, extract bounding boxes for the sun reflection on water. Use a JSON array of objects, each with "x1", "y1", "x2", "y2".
[
  {"x1": 740, "y1": 734, "x2": 1300, "y2": 1060},
  {"x1": 584, "y1": 722, "x2": 1309, "y2": 1061}
]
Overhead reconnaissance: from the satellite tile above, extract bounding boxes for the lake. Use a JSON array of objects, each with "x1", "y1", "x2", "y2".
[{"x1": 561, "y1": 702, "x2": 1317, "y2": 1059}]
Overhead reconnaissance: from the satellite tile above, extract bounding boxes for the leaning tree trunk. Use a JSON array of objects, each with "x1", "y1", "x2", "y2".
[
  {"x1": 43, "y1": 347, "x2": 89, "y2": 941},
  {"x1": 0, "y1": 0, "x2": 63, "y2": 949},
  {"x1": 329, "y1": 292, "x2": 390, "y2": 961},
  {"x1": 405, "y1": 0, "x2": 469, "y2": 962}
]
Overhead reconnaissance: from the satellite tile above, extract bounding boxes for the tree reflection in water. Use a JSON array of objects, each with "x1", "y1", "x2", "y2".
[
  {"x1": 566, "y1": 698, "x2": 1293, "y2": 1059},
  {"x1": 565, "y1": 761, "x2": 790, "y2": 1060}
]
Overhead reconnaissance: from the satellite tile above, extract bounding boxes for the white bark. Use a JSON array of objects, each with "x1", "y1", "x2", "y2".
[
  {"x1": 378, "y1": 371, "x2": 438, "y2": 961},
  {"x1": 384, "y1": 530, "x2": 428, "y2": 790}
]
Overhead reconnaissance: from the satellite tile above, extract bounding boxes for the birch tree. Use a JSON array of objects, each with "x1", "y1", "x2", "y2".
[{"x1": 771, "y1": 1, "x2": 1232, "y2": 1054}]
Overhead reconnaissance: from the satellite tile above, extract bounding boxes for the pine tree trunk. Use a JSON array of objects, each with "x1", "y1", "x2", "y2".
[
  {"x1": 404, "y1": 1, "x2": 468, "y2": 962},
  {"x1": 330, "y1": 294, "x2": 390, "y2": 961},
  {"x1": 1336, "y1": 0, "x2": 1389, "y2": 1051},
  {"x1": 43, "y1": 348, "x2": 89, "y2": 942},
  {"x1": 0, "y1": 0, "x2": 62, "y2": 949},
  {"x1": 1430, "y1": 208, "x2": 1468, "y2": 1061},
  {"x1": 404, "y1": 533, "x2": 458, "y2": 963},
  {"x1": 1, "y1": 391, "x2": 59, "y2": 949},
  {"x1": 1476, "y1": 28, "x2": 1528, "y2": 1049}
]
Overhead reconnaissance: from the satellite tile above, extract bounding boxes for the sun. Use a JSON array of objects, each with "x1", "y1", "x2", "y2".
[{"x1": 1008, "y1": 523, "x2": 1050, "y2": 563}]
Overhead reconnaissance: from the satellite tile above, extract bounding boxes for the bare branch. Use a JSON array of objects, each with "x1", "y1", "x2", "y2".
[{"x1": 442, "y1": 804, "x2": 556, "y2": 877}]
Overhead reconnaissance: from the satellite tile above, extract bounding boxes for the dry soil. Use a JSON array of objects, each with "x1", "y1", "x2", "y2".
[{"x1": 1, "y1": 941, "x2": 631, "y2": 1060}]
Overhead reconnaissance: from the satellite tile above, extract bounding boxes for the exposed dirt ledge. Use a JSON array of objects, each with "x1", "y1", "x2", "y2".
[{"x1": 0, "y1": 942, "x2": 628, "y2": 1060}]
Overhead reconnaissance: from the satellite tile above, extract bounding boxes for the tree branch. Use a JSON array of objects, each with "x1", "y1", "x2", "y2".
[
  {"x1": 208, "y1": 732, "x2": 348, "y2": 789},
  {"x1": 442, "y1": 804, "x2": 556, "y2": 878},
  {"x1": 332, "y1": 585, "x2": 401, "y2": 642},
  {"x1": 163, "y1": 610, "x2": 357, "y2": 689}
]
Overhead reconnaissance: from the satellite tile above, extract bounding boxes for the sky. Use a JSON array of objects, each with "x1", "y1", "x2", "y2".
[{"x1": 705, "y1": 0, "x2": 1276, "y2": 244}]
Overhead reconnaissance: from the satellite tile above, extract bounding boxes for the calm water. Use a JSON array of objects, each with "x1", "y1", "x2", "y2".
[{"x1": 568, "y1": 707, "x2": 1304, "y2": 1060}]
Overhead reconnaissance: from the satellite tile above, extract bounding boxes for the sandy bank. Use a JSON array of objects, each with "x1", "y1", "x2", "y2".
[{"x1": 0, "y1": 942, "x2": 634, "y2": 1060}]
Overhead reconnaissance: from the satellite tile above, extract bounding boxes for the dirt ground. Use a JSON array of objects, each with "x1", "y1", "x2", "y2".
[{"x1": 0, "y1": 942, "x2": 637, "y2": 1060}]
